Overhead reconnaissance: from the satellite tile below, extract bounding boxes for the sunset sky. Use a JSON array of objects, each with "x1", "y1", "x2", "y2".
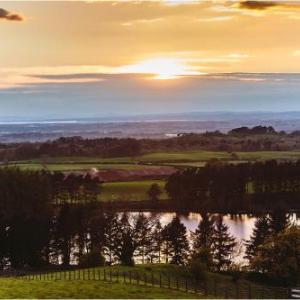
[{"x1": 1, "y1": 0, "x2": 300, "y2": 119}]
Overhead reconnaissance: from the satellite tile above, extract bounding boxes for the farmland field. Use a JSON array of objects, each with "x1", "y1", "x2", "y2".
[
  {"x1": 3, "y1": 162, "x2": 158, "y2": 172},
  {"x1": 8, "y1": 151, "x2": 299, "y2": 203},
  {"x1": 4, "y1": 150, "x2": 300, "y2": 171},
  {"x1": 100, "y1": 180, "x2": 167, "y2": 202}
]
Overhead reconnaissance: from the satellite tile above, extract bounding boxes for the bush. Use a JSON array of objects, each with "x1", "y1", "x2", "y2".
[
  {"x1": 188, "y1": 258, "x2": 207, "y2": 281},
  {"x1": 78, "y1": 250, "x2": 105, "y2": 268}
]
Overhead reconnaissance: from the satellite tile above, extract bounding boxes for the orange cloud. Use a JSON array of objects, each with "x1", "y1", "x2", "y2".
[{"x1": 0, "y1": 8, "x2": 23, "y2": 21}]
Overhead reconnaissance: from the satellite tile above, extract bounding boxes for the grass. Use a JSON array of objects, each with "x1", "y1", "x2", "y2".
[
  {"x1": 2, "y1": 162, "x2": 159, "y2": 172},
  {"x1": 100, "y1": 180, "x2": 167, "y2": 202},
  {"x1": 15, "y1": 264, "x2": 288, "y2": 299},
  {"x1": 4, "y1": 150, "x2": 300, "y2": 172},
  {"x1": 0, "y1": 278, "x2": 198, "y2": 299}
]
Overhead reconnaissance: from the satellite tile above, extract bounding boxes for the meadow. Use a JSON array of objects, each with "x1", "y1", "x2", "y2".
[
  {"x1": 100, "y1": 180, "x2": 167, "y2": 202},
  {"x1": 13, "y1": 264, "x2": 289, "y2": 299},
  {"x1": 6, "y1": 150, "x2": 300, "y2": 169},
  {"x1": 0, "y1": 278, "x2": 196, "y2": 299}
]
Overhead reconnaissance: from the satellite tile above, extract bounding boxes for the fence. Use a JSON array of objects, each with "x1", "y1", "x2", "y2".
[{"x1": 17, "y1": 267, "x2": 291, "y2": 299}]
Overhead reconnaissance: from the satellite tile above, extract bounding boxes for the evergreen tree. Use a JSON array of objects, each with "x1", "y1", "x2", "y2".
[
  {"x1": 212, "y1": 216, "x2": 237, "y2": 271},
  {"x1": 134, "y1": 213, "x2": 155, "y2": 264},
  {"x1": 245, "y1": 216, "x2": 271, "y2": 260},
  {"x1": 103, "y1": 212, "x2": 120, "y2": 265},
  {"x1": 162, "y1": 217, "x2": 189, "y2": 265},
  {"x1": 191, "y1": 213, "x2": 215, "y2": 268},
  {"x1": 147, "y1": 183, "x2": 162, "y2": 202},
  {"x1": 269, "y1": 209, "x2": 290, "y2": 235},
  {"x1": 192, "y1": 213, "x2": 215, "y2": 250},
  {"x1": 150, "y1": 219, "x2": 163, "y2": 263}
]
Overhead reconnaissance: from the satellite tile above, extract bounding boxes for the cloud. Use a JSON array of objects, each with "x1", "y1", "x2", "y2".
[
  {"x1": 196, "y1": 15, "x2": 234, "y2": 22},
  {"x1": 239, "y1": 1, "x2": 300, "y2": 10},
  {"x1": 0, "y1": 51, "x2": 250, "y2": 90},
  {"x1": 121, "y1": 17, "x2": 163, "y2": 26},
  {"x1": 239, "y1": 1, "x2": 277, "y2": 10},
  {"x1": 0, "y1": 8, "x2": 23, "y2": 21}
]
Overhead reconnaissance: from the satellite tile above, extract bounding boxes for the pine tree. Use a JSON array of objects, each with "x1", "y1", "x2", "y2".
[
  {"x1": 245, "y1": 216, "x2": 271, "y2": 260},
  {"x1": 212, "y1": 216, "x2": 237, "y2": 271},
  {"x1": 103, "y1": 212, "x2": 120, "y2": 265},
  {"x1": 147, "y1": 183, "x2": 162, "y2": 202},
  {"x1": 192, "y1": 213, "x2": 215, "y2": 250},
  {"x1": 147, "y1": 219, "x2": 163, "y2": 263},
  {"x1": 162, "y1": 217, "x2": 189, "y2": 265},
  {"x1": 269, "y1": 209, "x2": 290, "y2": 235},
  {"x1": 133, "y1": 213, "x2": 155, "y2": 264},
  {"x1": 191, "y1": 213, "x2": 215, "y2": 268}
]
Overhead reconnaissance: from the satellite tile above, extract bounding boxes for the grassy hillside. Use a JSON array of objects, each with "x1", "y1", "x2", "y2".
[
  {"x1": 0, "y1": 278, "x2": 198, "y2": 299},
  {"x1": 15, "y1": 264, "x2": 288, "y2": 299}
]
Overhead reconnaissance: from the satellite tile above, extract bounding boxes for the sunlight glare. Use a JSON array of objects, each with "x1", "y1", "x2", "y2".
[{"x1": 120, "y1": 57, "x2": 202, "y2": 80}]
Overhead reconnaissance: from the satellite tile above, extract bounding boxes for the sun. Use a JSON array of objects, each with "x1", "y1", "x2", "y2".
[{"x1": 120, "y1": 57, "x2": 198, "y2": 80}]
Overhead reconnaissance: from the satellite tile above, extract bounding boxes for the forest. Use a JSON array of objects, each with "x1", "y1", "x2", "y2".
[
  {"x1": 166, "y1": 160, "x2": 300, "y2": 211},
  {"x1": 0, "y1": 167, "x2": 298, "y2": 285}
]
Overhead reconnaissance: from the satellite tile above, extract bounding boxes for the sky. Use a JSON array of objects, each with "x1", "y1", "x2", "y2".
[{"x1": 1, "y1": 0, "x2": 300, "y2": 120}]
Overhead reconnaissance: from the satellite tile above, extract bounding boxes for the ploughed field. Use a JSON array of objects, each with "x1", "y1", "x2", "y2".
[{"x1": 3, "y1": 150, "x2": 300, "y2": 202}]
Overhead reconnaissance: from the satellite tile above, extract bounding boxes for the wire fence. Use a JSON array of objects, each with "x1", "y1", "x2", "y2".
[{"x1": 16, "y1": 267, "x2": 291, "y2": 299}]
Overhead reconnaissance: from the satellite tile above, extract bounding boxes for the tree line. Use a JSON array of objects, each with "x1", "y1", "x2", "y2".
[
  {"x1": 4, "y1": 125, "x2": 300, "y2": 161},
  {"x1": 166, "y1": 160, "x2": 300, "y2": 211}
]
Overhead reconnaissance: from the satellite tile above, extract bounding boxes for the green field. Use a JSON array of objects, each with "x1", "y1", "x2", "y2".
[
  {"x1": 0, "y1": 278, "x2": 197, "y2": 299},
  {"x1": 13, "y1": 264, "x2": 287, "y2": 299},
  {"x1": 6, "y1": 150, "x2": 300, "y2": 170},
  {"x1": 100, "y1": 180, "x2": 167, "y2": 202},
  {"x1": 2, "y1": 162, "x2": 159, "y2": 172}
]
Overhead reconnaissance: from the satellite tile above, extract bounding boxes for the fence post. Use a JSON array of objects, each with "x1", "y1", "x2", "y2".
[
  {"x1": 176, "y1": 277, "x2": 179, "y2": 290},
  {"x1": 248, "y1": 283, "x2": 252, "y2": 299},
  {"x1": 204, "y1": 280, "x2": 208, "y2": 296},
  {"x1": 151, "y1": 273, "x2": 154, "y2": 287},
  {"x1": 236, "y1": 282, "x2": 240, "y2": 299},
  {"x1": 88, "y1": 268, "x2": 90, "y2": 280},
  {"x1": 168, "y1": 275, "x2": 170, "y2": 289},
  {"x1": 225, "y1": 286, "x2": 229, "y2": 299},
  {"x1": 214, "y1": 279, "x2": 217, "y2": 297},
  {"x1": 104, "y1": 269, "x2": 106, "y2": 281},
  {"x1": 129, "y1": 271, "x2": 132, "y2": 284},
  {"x1": 117, "y1": 270, "x2": 119, "y2": 283},
  {"x1": 123, "y1": 272, "x2": 126, "y2": 283},
  {"x1": 159, "y1": 274, "x2": 162, "y2": 288},
  {"x1": 110, "y1": 269, "x2": 112, "y2": 282},
  {"x1": 185, "y1": 278, "x2": 188, "y2": 293},
  {"x1": 93, "y1": 268, "x2": 95, "y2": 280},
  {"x1": 98, "y1": 269, "x2": 100, "y2": 281},
  {"x1": 144, "y1": 273, "x2": 147, "y2": 286},
  {"x1": 137, "y1": 272, "x2": 140, "y2": 285}
]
